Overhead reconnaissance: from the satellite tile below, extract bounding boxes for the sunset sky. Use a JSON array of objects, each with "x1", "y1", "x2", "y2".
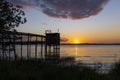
[{"x1": 10, "y1": 0, "x2": 120, "y2": 43}]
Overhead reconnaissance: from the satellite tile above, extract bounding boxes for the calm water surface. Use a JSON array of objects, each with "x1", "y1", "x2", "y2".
[
  {"x1": 16, "y1": 45, "x2": 120, "y2": 72},
  {"x1": 60, "y1": 45, "x2": 120, "y2": 63},
  {"x1": 16, "y1": 45, "x2": 120, "y2": 63}
]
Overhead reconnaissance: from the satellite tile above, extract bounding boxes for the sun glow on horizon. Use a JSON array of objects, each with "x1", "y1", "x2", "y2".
[
  {"x1": 73, "y1": 39, "x2": 81, "y2": 44},
  {"x1": 74, "y1": 40, "x2": 80, "y2": 44},
  {"x1": 68, "y1": 37, "x2": 85, "y2": 44}
]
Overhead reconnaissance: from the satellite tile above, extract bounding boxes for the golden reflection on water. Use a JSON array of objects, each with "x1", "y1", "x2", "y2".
[
  {"x1": 75, "y1": 46, "x2": 78, "y2": 57},
  {"x1": 60, "y1": 45, "x2": 120, "y2": 62},
  {"x1": 16, "y1": 45, "x2": 120, "y2": 63}
]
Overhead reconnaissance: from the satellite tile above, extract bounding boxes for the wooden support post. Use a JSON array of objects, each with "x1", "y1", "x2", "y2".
[
  {"x1": 41, "y1": 37, "x2": 43, "y2": 59},
  {"x1": 45, "y1": 38, "x2": 47, "y2": 59},
  {"x1": 13, "y1": 33, "x2": 17, "y2": 61},
  {"x1": 53, "y1": 45, "x2": 55, "y2": 53},
  {"x1": 29, "y1": 35, "x2": 31, "y2": 59},
  {"x1": 35, "y1": 36, "x2": 38, "y2": 59},
  {"x1": 49, "y1": 45, "x2": 51, "y2": 56},
  {"x1": 27, "y1": 33, "x2": 30, "y2": 60}
]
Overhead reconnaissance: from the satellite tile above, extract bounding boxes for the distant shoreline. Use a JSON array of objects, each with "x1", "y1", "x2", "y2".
[{"x1": 60, "y1": 43, "x2": 120, "y2": 45}]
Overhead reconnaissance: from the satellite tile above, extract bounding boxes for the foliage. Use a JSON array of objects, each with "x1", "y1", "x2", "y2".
[
  {"x1": 0, "y1": 0, "x2": 26, "y2": 60},
  {"x1": 108, "y1": 62, "x2": 120, "y2": 80},
  {"x1": 0, "y1": 0, "x2": 26, "y2": 31},
  {"x1": 0, "y1": 60, "x2": 102, "y2": 80},
  {"x1": 0, "y1": 60, "x2": 120, "y2": 80}
]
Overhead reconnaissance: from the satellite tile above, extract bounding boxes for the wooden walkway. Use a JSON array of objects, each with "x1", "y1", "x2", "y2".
[{"x1": 0, "y1": 31, "x2": 60, "y2": 60}]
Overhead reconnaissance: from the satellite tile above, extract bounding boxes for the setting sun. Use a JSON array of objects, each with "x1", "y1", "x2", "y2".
[
  {"x1": 69, "y1": 37, "x2": 83, "y2": 44},
  {"x1": 73, "y1": 39, "x2": 81, "y2": 44},
  {"x1": 74, "y1": 40, "x2": 80, "y2": 44}
]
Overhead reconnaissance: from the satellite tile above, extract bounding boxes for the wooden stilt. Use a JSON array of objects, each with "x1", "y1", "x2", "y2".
[{"x1": 35, "y1": 36, "x2": 38, "y2": 59}]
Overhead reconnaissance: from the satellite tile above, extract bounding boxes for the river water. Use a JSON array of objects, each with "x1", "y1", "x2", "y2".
[
  {"x1": 16, "y1": 45, "x2": 120, "y2": 72},
  {"x1": 61, "y1": 45, "x2": 120, "y2": 63},
  {"x1": 60, "y1": 45, "x2": 120, "y2": 72}
]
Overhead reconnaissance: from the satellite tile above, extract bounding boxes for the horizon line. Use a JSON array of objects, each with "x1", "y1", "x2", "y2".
[{"x1": 60, "y1": 43, "x2": 120, "y2": 45}]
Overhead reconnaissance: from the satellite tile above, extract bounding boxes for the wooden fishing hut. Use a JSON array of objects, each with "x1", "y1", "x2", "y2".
[{"x1": 45, "y1": 30, "x2": 60, "y2": 59}]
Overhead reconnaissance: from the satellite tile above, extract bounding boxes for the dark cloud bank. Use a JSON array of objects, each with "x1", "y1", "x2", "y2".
[{"x1": 7, "y1": 0, "x2": 109, "y2": 20}]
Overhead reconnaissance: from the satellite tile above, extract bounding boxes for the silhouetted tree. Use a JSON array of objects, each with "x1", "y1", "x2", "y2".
[
  {"x1": 0, "y1": 0, "x2": 26, "y2": 31},
  {"x1": 0, "y1": 0, "x2": 26, "y2": 60}
]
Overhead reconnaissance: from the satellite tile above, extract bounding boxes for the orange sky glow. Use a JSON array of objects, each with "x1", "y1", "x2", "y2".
[{"x1": 16, "y1": 0, "x2": 120, "y2": 44}]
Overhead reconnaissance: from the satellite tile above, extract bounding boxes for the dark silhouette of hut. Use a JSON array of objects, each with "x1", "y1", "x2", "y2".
[{"x1": 45, "y1": 30, "x2": 60, "y2": 60}]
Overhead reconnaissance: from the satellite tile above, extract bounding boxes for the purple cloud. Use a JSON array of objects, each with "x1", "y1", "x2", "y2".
[{"x1": 7, "y1": 0, "x2": 109, "y2": 20}]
